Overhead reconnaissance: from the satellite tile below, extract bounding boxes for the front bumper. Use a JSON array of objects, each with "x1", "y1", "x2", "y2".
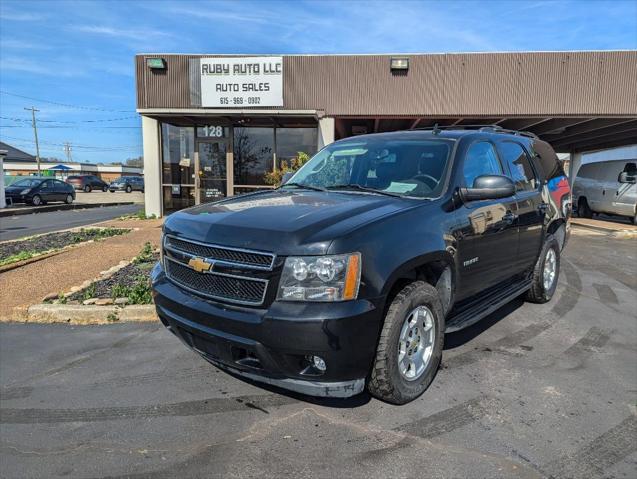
[
  {"x1": 109, "y1": 185, "x2": 127, "y2": 191},
  {"x1": 151, "y1": 263, "x2": 383, "y2": 398}
]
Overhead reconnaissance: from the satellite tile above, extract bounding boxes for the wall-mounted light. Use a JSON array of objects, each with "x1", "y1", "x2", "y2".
[
  {"x1": 390, "y1": 57, "x2": 409, "y2": 71},
  {"x1": 146, "y1": 58, "x2": 166, "y2": 70}
]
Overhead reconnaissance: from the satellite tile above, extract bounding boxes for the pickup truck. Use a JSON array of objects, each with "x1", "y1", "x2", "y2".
[{"x1": 152, "y1": 127, "x2": 570, "y2": 404}]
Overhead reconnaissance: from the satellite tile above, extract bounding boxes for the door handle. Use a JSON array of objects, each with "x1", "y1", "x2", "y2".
[{"x1": 503, "y1": 211, "x2": 517, "y2": 223}]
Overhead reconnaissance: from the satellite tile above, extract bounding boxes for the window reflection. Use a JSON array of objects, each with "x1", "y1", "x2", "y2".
[
  {"x1": 276, "y1": 128, "x2": 318, "y2": 166},
  {"x1": 233, "y1": 127, "x2": 274, "y2": 185}
]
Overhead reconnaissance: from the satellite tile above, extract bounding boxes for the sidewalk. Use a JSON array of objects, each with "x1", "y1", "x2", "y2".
[{"x1": 0, "y1": 217, "x2": 162, "y2": 320}]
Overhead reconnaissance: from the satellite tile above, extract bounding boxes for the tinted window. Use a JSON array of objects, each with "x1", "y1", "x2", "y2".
[
  {"x1": 531, "y1": 140, "x2": 563, "y2": 180},
  {"x1": 233, "y1": 127, "x2": 274, "y2": 186},
  {"x1": 12, "y1": 178, "x2": 43, "y2": 187},
  {"x1": 462, "y1": 142, "x2": 503, "y2": 187},
  {"x1": 498, "y1": 142, "x2": 537, "y2": 192},
  {"x1": 40, "y1": 180, "x2": 52, "y2": 189}
]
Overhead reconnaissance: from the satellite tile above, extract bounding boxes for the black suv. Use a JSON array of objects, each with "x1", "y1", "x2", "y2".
[{"x1": 152, "y1": 127, "x2": 571, "y2": 404}]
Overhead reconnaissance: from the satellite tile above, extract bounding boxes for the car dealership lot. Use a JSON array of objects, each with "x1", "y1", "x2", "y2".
[{"x1": 1, "y1": 231, "x2": 635, "y2": 479}]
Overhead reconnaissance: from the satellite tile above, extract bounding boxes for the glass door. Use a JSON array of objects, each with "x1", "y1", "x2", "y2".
[{"x1": 195, "y1": 141, "x2": 228, "y2": 204}]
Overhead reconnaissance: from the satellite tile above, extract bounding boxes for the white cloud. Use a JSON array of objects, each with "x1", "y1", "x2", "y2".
[
  {"x1": 74, "y1": 25, "x2": 173, "y2": 42},
  {"x1": 0, "y1": 11, "x2": 43, "y2": 22},
  {"x1": 0, "y1": 57, "x2": 84, "y2": 77}
]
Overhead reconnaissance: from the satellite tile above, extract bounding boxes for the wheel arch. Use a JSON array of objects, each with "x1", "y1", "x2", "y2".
[{"x1": 381, "y1": 251, "x2": 456, "y2": 317}]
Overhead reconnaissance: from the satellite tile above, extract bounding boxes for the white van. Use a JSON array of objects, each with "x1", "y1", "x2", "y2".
[{"x1": 573, "y1": 159, "x2": 637, "y2": 224}]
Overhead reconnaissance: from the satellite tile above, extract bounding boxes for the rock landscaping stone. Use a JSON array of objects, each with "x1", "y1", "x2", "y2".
[
  {"x1": 42, "y1": 292, "x2": 59, "y2": 302},
  {"x1": 114, "y1": 297, "x2": 129, "y2": 305},
  {"x1": 83, "y1": 298, "x2": 98, "y2": 305},
  {"x1": 95, "y1": 298, "x2": 114, "y2": 305}
]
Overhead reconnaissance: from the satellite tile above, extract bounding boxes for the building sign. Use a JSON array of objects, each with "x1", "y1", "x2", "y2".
[{"x1": 200, "y1": 57, "x2": 283, "y2": 107}]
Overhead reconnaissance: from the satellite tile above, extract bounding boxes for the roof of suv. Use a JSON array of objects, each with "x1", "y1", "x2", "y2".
[{"x1": 335, "y1": 126, "x2": 538, "y2": 144}]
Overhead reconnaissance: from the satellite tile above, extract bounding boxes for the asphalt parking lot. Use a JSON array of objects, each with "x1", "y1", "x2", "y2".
[{"x1": 1, "y1": 230, "x2": 635, "y2": 479}]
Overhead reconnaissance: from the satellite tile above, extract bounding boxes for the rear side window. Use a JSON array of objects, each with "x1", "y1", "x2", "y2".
[
  {"x1": 462, "y1": 142, "x2": 503, "y2": 187},
  {"x1": 498, "y1": 142, "x2": 538, "y2": 192},
  {"x1": 531, "y1": 140, "x2": 564, "y2": 180}
]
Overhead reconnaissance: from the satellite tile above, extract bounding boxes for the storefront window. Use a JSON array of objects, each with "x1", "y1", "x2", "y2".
[
  {"x1": 161, "y1": 123, "x2": 195, "y2": 210},
  {"x1": 276, "y1": 128, "x2": 318, "y2": 166},
  {"x1": 233, "y1": 127, "x2": 274, "y2": 186}
]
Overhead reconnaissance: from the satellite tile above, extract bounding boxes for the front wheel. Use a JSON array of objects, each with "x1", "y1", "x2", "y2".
[
  {"x1": 125, "y1": 185, "x2": 132, "y2": 193},
  {"x1": 84, "y1": 185, "x2": 92, "y2": 193},
  {"x1": 31, "y1": 195, "x2": 42, "y2": 206},
  {"x1": 65, "y1": 194, "x2": 74, "y2": 204},
  {"x1": 367, "y1": 281, "x2": 444, "y2": 405},
  {"x1": 577, "y1": 198, "x2": 592, "y2": 218},
  {"x1": 102, "y1": 186, "x2": 108, "y2": 192},
  {"x1": 526, "y1": 236, "x2": 560, "y2": 303}
]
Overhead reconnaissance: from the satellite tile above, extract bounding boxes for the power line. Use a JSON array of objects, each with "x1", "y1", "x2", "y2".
[
  {"x1": 0, "y1": 90, "x2": 136, "y2": 113},
  {"x1": 24, "y1": 107, "x2": 41, "y2": 174},
  {"x1": 0, "y1": 124, "x2": 141, "y2": 129},
  {"x1": 0, "y1": 115, "x2": 139, "y2": 123},
  {"x1": 0, "y1": 134, "x2": 141, "y2": 150}
]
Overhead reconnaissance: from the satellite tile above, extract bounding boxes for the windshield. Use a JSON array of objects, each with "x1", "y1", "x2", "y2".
[
  {"x1": 12, "y1": 178, "x2": 43, "y2": 187},
  {"x1": 284, "y1": 138, "x2": 453, "y2": 198}
]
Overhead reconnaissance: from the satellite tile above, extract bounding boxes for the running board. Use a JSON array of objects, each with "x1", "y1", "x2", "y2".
[{"x1": 445, "y1": 279, "x2": 532, "y2": 333}]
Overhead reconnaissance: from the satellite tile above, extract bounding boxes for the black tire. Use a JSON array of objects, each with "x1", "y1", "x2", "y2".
[
  {"x1": 31, "y1": 195, "x2": 42, "y2": 206},
  {"x1": 577, "y1": 198, "x2": 592, "y2": 218},
  {"x1": 65, "y1": 194, "x2": 73, "y2": 204},
  {"x1": 109, "y1": 189, "x2": 115, "y2": 193},
  {"x1": 526, "y1": 236, "x2": 560, "y2": 304},
  {"x1": 125, "y1": 185, "x2": 132, "y2": 193},
  {"x1": 368, "y1": 281, "x2": 444, "y2": 405},
  {"x1": 84, "y1": 185, "x2": 92, "y2": 193},
  {"x1": 102, "y1": 185, "x2": 108, "y2": 192}
]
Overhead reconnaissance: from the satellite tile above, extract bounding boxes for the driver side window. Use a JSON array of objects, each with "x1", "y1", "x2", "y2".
[{"x1": 463, "y1": 142, "x2": 503, "y2": 187}]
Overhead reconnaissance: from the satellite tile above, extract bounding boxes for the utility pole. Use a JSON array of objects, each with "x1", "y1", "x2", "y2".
[
  {"x1": 24, "y1": 107, "x2": 41, "y2": 174},
  {"x1": 63, "y1": 142, "x2": 73, "y2": 162}
]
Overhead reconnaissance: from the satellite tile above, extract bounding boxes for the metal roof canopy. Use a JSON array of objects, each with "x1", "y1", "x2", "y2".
[{"x1": 335, "y1": 116, "x2": 637, "y2": 153}]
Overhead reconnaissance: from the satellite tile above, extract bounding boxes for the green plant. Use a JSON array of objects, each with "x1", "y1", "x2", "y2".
[
  {"x1": 0, "y1": 250, "x2": 40, "y2": 266},
  {"x1": 264, "y1": 152, "x2": 310, "y2": 187},
  {"x1": 81, "y1": 283, "x2": 96, "y2": 301},
  {"x1": 58, "y1": 293, "x2": 67, "y2": 304},
  {"x1": 111, "y1": 283, "x2": 129, "y2": 299},
  {"x1": 133, "y1": 242, "x2": 155, "y2": 264},
  {"x1": 127, "y1": 276, "x2": 153, "y2": 304},
  {"x1": 106, "y1": 312, "x2": 119, "y2": 322}
]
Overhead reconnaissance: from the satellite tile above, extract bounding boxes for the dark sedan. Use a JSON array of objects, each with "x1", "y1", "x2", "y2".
[
  {"x1": 5, "y1": 177, "x2": 76, "y2": 206},
  {"x1": 66, "y1": 175, "x2": 109, "y2": 192},
  {"x1": 109, "y1": 176, "x2": 144, "y2": 193}
]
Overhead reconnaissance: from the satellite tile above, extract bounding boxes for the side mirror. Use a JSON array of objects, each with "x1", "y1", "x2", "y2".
[
  {"x1": 281, "y1": 171, "x2": 294, "y2": 185},
  {"x1": 618, "y1": 171, "x2": 636, "y2": 184},
  {"x1": 460, "y1": 175, "x2": 515, "y2": 202}
]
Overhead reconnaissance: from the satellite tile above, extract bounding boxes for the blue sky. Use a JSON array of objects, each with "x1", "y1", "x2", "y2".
[{"x1": 1, "y1": 0, "x2": 636, "y2": 163}]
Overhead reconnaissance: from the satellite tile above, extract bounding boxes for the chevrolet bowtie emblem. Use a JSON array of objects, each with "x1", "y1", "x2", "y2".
[{"x1": 188, "y1": 257, "x2": 212, "y2": 273}]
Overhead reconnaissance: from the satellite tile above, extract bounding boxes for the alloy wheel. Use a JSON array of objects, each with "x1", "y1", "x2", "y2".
[{"x1": 397, "y1": 305, "x2": 435, "y2": 381}]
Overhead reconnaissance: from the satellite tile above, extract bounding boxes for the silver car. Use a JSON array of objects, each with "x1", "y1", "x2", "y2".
[{"x1": 573, "y1": 159, "x2": 637, "y2": 224}]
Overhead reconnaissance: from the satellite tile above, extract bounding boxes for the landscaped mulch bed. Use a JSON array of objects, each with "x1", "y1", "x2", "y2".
[
  {"x1": 66, "y1": 247, "x2": 158, "y2": 305},
  {"x1": 0, "y1": 227, "x2": 130, "y2": 264}
]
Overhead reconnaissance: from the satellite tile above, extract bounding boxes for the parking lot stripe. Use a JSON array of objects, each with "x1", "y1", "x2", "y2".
[
  {"x1": 394, "y1": 396, "x2": 490, "y2": 439},
  {"x1": 540, "y1": 415, "x2": 637, "y2": 479},
  {"x1": 0, "y1": 394, "x2": 297, "y2": 424}
]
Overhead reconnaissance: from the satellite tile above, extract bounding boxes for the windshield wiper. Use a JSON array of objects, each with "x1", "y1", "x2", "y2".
[
  {"x1": 279, "y1": 182, "x2": 327, "y2": 192},
  {"x1": 326, "y1": 184, "x2": 404, "y2": 198}
]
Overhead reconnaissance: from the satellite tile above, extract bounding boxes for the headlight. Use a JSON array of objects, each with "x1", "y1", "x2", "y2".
[
  {"x1": 20, "y1": 189, "x2": 31, "y2": 195},
  {"x1": 277, "y1": 253, "x2": 361, "y2": 302}
]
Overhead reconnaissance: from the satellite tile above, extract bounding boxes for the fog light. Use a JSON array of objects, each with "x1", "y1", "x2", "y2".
[{"x1": 310, "y1": 355, "x2": 326, "y2": 372}]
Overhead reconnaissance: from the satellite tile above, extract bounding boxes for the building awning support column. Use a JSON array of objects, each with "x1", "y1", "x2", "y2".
[{"x1": 142, "y1": 116, "x2": 162, "y2": 218}]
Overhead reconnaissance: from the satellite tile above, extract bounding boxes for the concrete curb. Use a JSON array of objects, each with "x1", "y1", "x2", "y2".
[
  {"x1": 0, "y1": 201, "x2": 136, "y2": 218},
  {"x1": 571, "y1": 222, "x2": 637, "y2": 239},
  {"x1": 17, "y1": 304, "x2": 157, "y2": 324}
]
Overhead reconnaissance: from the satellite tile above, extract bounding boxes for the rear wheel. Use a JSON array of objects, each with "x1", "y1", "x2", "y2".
[
  {"x1": 31, "y1": 195, "x2": 42, "y2": 206},
  {"x1": 102, "y1": 185, "x2": 108, "y2": 192},
  {"x1": 65, "y1": 194, "x2": 73, "y2": 204},
  {"x1": 84, "y1": 185, "x2": 92, "y2": 193},
  {"x1": 125, "y1": 185, "x2": 132, "y2": 193},
  {"x1": 577, "y1": 198, "x2": 592, "y2": 218},
  {"x1": 526, "y1": 236, "x2": 560, "y2": 303},
  {"x1": 368, "y1": 281, "x2": 444, "y2": 404}
]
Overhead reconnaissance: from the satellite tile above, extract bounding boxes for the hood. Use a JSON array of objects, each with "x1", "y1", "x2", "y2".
[
  {"x1": 164, "y1": 190, "x2": 419, "y2": 255},
  {"x1": 6, "y1": 185, "x2": 32, "y2": 193}
]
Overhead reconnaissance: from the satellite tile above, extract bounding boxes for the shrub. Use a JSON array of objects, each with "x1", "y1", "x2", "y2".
[{"x1": 264, "y1": 152, "x2": 310, "y2": 187}]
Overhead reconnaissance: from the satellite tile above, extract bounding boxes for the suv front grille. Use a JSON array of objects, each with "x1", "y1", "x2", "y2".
[
  {"x1": 162, "y1": 235, "x2": 274, "y2": 306},
  {"x1": 165, "y1": 236, "x2": 274, "y2": 269},
  {"x1": 165, "y1": 259, "x2": 267, "y2": 305}
]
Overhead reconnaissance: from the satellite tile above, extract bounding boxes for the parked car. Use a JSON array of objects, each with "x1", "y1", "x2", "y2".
[
  {"x1": 152, "y1": 127, "x2": 570, "y2": 404},
  {"x1": 109, "y1": 176, "x2": 144, "y2": 193},
  {"x1": 573, "y1": 159, "x2": 637, "y2": 224},
  {"x1": 5, "y1": 177, "x2": 75, "y2": 206},
  {"x1": 66, "y1": 175, "x2": 109, "y2": 192}
]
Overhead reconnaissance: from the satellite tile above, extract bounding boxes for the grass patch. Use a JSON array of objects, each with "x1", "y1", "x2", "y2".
[
  {"x1": 0, "y1": 250, "x2": 45, "y2": 267},
  {"x1": 119, "y1": 209, "x2": 157, "y2": 221}
]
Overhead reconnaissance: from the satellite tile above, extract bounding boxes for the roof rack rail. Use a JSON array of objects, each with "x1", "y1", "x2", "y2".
[{"x1": 414, "y1": 124, "x2": 538, "y2": 139}]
